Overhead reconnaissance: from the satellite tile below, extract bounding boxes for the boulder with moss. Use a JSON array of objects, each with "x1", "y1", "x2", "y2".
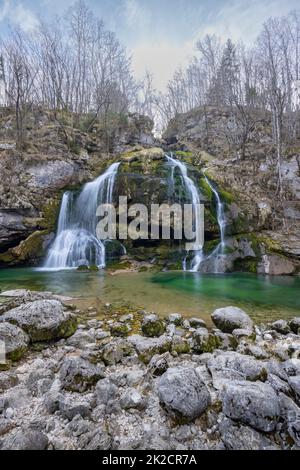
[
  {"x1": 127, "y1": 334, "x2": 172, "y2": 364},
  {"x1": 0, "y1": 322, "x2": 29, "y2": 361},
  {"x1": 141, "y1": 314, "x2": 166, "y2": 338},
  {"x1": 192, "y1": 328, "x2": 221, "y2": 353},
  {"x1": 1, "y1": 299, "x2": 77, "y2": 342}
]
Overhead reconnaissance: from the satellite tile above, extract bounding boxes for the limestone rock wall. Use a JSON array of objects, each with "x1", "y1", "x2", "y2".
[
  {"x1": 163, "y1": 106, "x2": 300, "y2": 275},
  {"x1": 0, "y1": 109, "x2": 155, "y2": 266}
]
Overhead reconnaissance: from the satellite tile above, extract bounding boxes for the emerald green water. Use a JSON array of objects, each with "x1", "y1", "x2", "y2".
[{"x1": 0, "y1": 268, "x2": 299, "y2": 324}]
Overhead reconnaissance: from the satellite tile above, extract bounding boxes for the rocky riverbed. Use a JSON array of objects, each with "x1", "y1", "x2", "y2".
[{"x1": 0, "y1": 289, "x2": 300, "y2": 450}]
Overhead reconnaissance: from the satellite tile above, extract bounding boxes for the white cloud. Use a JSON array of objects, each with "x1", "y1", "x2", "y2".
[
  {"x1": 0, "y1": 0, "x2": 10, "y2": 21},
  {"x1": 0, "y1": 0, "x2": 39, "y2": 32},
  {"x1": 194, "y1": 0, "x2": 299, "y2": 45},
  {"x1": 131, "y1": 40, "x2": 193, "y2": 91},
  {"x1": 124, "y1": 0, "x2": 150, "y2": 29},
  {"x1": 131, "y1": 0, "x2": 299, "y2": 91},
  {"x1": 13, "y1": 3, "x2": 39, "y2": 31}
]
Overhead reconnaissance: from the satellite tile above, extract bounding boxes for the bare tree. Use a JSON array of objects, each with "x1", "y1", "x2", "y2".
[
  {"x1": 156, "y1": 9, "x2": 300, "y2": 163},
  {"x1": 1, "y1": 29, "x2": 37, "y2": 149},
  {"x1": 257, "y1": 19, "x2": 289, "y2": 196}
]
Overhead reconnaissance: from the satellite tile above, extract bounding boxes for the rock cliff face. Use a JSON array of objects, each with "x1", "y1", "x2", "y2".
[
  {"x1": 163, "y1": 106, "x2": 300, "y2": 275},
  {"x1": 115, "y1": 147, "x2": 189, "y2": 268},
  {"x1": 0, "y1": 105, "x2": 299, "y2": 274},
  {"x1": 0, "y1": 109, "x2": 155, "y2": 266}
]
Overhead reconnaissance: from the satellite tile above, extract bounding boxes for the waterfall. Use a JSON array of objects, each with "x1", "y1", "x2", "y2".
[
  {"x1": 56, "y1": 192, "x2": 71, "y2": 233},
  {"x1": 166, "y1": 155, "x2": 204, "y2": 271},
  {"x1": 203, "y1": 174, "x2": 227, "y2": 273},
  {"x1": 166, "y1": 155, "x2": 228, "y2": 273},
  {"x1": 204, "y1": 175, "x2": 226, "y2": 248},
  {"x1": 44, "y1": 162, "x2": 120, "y2": 270}
]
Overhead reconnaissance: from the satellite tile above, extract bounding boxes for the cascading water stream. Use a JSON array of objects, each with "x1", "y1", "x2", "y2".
[
  {"x1": 204, "y1": 175, "x2": 226, "y2": 248},
  {"x1": 166, "y1": 155, "x2": 204, "y2": 271},
  {"x1": 44, "y1": 162, "x2": 121, "y2": 270},
  {"x1": 202, "y1": 173, "x2": 227, "y2": 273},
  {"x1": 44, "y1": 154, "x2": 226, "y2": 272},
  {"x1": 166, "y1": 155, "x2": 227, "y2": 273}
]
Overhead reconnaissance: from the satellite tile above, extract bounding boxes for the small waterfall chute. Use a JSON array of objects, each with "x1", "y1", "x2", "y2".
[
  {"x1": 202, "y1": 174, "x2": 227, "y2": 273},
  {"x1": 166, "y1": 155, "x2": 228, "y2": 273},
  {"x1": 204, "y1": 175, "x2": 226, "y2": 248},
  {"x1": 44, "y1": 229, "x2": 105, "y2": 269},
  {"x1": 43, "y1": 162, "x2": 121, "y2": 270},
  {"x1": 166, "y1": 155, "x2": 204, "y2": 271}
]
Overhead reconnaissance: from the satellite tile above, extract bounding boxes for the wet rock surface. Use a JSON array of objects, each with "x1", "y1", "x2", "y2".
[{"x1": 0, "y1": 290, "x2": 299, "y2": 450}]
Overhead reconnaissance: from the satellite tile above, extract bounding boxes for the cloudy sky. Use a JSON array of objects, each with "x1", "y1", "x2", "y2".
[{"x1": 0, "y1": 0, "x2": 299, "y2": 90}]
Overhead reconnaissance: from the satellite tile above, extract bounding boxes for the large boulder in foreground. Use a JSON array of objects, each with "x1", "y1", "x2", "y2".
[
  {"x1": 0, "y1": 322, "x2": 29, "y2": 361},
  {"x1": 1, "y1": 300, "x2": 77, "y2": 342},
  {"x1": 207, "y1": 351, "x2": 268, "y2": 389},
  {"x1": 222, "y1": 380, "x2": 280, "y2": 432},
  {"x1": 0, "y1": 429, "x2": 48, "y2": 450},
  {"x1": 211, "y1": 306, "x2": 253, "y2": 333},
  {"x1": 158, "y1": 367, "x2": 211, "y2": 422}
]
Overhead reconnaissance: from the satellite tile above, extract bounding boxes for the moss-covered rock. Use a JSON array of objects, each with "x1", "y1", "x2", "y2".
[
  {"x1": 121, "y1": 147, "x2": 164, "y2": 162},
  {"x1": 77, "y1": 265, "x2": 89, "y2": 271},
  {"x1": 58, "y1": 314, "x2": 78, "y2": 340},
  {"x1": 127, "y1": 334, "x2": 171, "y2": 364},
  {"x1": 59, "y1": 356, "x2": 104, "y2": 393},
  {"x1": 107, "y1": 259, "x2": 133, "y2": 271},
  {"x1": 110, "y1": 322, "x2": 130, "y2": 337},
  {"x1": 141, "y1": 314, "x2": 166, "y2": 338},
  {"x1": 171, "y1": 336, "x2": 191, "y2": 354},
  {"x1": 2, "y1": 299, "x2": 77, "y2": 343},
  {"x1": 211, "y1": 306, "x2": 253, "y2": 333},
  {"x1": 0, "y1": 230, "x2": 50, "y2": 266},
  {"x1": 0, "y1": 322, "x2": 29, "y2": 362},
  {"x1": 233, "y1": 257, "x2": 259, "y2": 273},
  {"x1": 199, "y1": 177, "x2": 213, "y2": 200},
  {"x1": 88, "y1": 265, "x2": 99, "y2": 272},
  {"x1": 203, "y1": 238, "x2": 220, "y2": 255},
  {"x1": 40, "y1": 198, "x2": 62, "y2": 231},
  {"x1": 192, "y1": 328, "x2": 221, "y2": 353}
]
